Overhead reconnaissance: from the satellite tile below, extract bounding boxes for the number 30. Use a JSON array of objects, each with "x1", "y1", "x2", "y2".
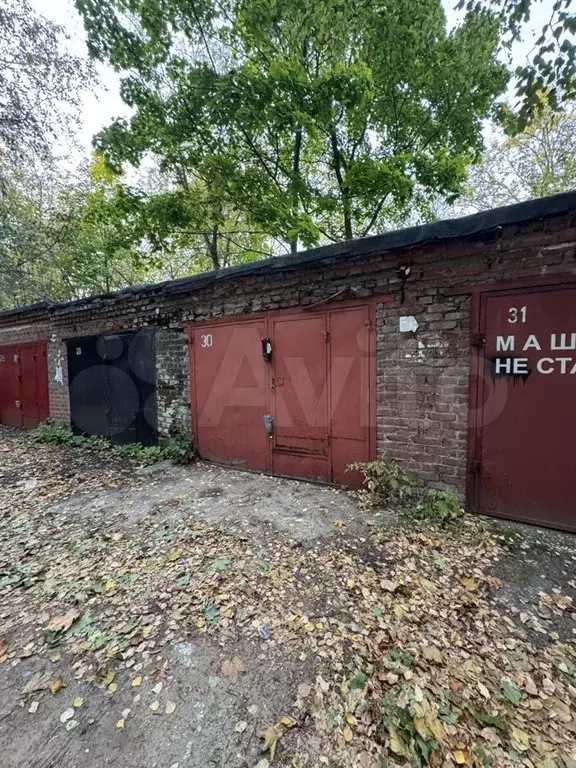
[{"x1": 200, "y1": 334, "x2": 213, "y2": 348}]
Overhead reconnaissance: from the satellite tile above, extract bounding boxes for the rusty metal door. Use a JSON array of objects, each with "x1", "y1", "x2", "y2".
[
  {"x1": 20, "y1": 344, "x2": 49, "y2": 428},
  {"x1": 190, "y1": 320, "x2": 270, "y2": 471},
  {"x1": 473, "y1": 285, "x2": 576, "y2": 530},
  {"x1": 0, "y1": 343, "x2": 48, "y2": 429},
  {"x1": 328, "y1": 306, "x2": 371, "y2": 485},
  {"x1": 0, "y1": 345, "x2": 22, "y2": 427},
  {"x1": 188, "y1": 302, "x2": 374, "y2": 485},
  {"x1": 271, "y1": 314, "x2": 330, "y2": 481}
]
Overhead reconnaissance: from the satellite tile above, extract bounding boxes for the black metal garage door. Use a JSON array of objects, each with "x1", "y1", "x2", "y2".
[{"x1": 67, "y1": 329, "x2": 157, "y2": 446}]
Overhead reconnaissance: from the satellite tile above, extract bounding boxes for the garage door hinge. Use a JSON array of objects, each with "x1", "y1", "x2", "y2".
[{"x1": 471, "y1": 332, "x2": 486, "y2": 348}]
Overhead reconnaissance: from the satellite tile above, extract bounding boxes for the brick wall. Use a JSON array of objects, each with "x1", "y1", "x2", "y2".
[
  {"x1": 0, "y1": 211, "x2": 575, "y2": 495},
  {"x1": 155, "y1": 327, "x2": 191, "y2": 439}
]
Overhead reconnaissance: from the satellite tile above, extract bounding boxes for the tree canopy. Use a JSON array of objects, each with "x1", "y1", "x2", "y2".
[
  {"x1": 2, "y1": 0, "x2": 576, "y2": 310},
  {"x1": 450, "y1": 98, "x2": 576, "y2": 212},
  {"x1": 461, "y1": 0, "x2": 576, "y2": 126},
  {"x1": 0, "y1": 0, "x2": 92, "y2": 162},
  {"x1": 0, "y1": 154, "x2": 148, "y2": 309},
  {"x1": 76, "y1": 0, "x2": 509, "y2": 257}
]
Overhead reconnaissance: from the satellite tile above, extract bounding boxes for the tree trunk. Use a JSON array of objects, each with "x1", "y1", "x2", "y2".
[
  {"x1": 203, "y1": 227, "x2": 220, "y2": 270},
  {"x1": 290, "y1": 125, "x2": 303, "y2": 254},
  {"x1": 329, "y1": 128, "x2": 353, "y2": 240}
]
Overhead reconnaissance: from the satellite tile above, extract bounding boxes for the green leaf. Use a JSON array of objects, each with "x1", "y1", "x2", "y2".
[
  {"x1": 499, "y1": 679, "x2": 522, "y2": 705},
  {"x1": 349, "y1": 672, "x2": 366, "y2": 691},
  {"x1": 210, "y1": 559, "x2": 229, "y2": 572},
  {"x1": 471, "y1": 709, "x2": 507, "y2": 733},
  {"x1": 203, "y1": 603, "x2": 220, "y2": 623}
]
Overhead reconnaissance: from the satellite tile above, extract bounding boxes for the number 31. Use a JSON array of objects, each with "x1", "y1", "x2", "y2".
[{"x1": 508, "y1": 306, "x2": 527, "y2": 324}]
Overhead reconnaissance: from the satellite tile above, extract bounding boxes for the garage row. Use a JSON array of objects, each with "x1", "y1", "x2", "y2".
[{"x1": 1, "y1": 191, "x2": 576, "y2": 532}]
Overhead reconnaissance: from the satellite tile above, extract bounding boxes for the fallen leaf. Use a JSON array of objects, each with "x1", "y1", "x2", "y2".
[
  {"x1": 165, "y1": 700, "x2": 176, "y2": 714},
  {"x1": 131, "y1": 676, "x2": 142, "y2": 687},
  {"x1": 116, "y1": 718, "x2": 125, "y2": 728},
  {"x1": 500, "y1": 679, "x2": 522, "y2": 706},
  {"x1": 167, "y1": 549, "x2": 182, "y2": 562},
  {"x1": 221, "y1": 657, "x2": 246, "y2": 684},
  {"x1": 150, "y1": 700, "x2": 160, "y2": 711},
  {"x1": 388, "y1": 724, "x2": 407, "y2": 756},
  {"x1": 380, "y1": 579, "x2": 398, "y2": 593},
  {"x1": 477, "y1": 682, "x2": 490, "y2": 699},
  {"x1": 281, "y1": 715, "x2": 297, "y2": 728},
  {"x1": 343, "y1": 725, "x2": 353, "y2": 742},
  {"x1": 260, "y1": 724, "x2": 280, "y2": 760},
  {"x1": 21, "y1": 670, "x2": 51, "y2": 695},
  {"x1": 511, "y1": 726, "x2": 531, "y2": 751},
  {"x1": 460, "y1": 576, "x2": 477, "y2": 592},
  {"x1": 453, "y1": 750, "x2": 467, "y2": 764},
  {"x1": 73, "y1": 696, "x2": 84, "y2": 708},
  {"x1": 47, "y1": 610, "x2": 79, "y2": 633},
  {"x1": 28, "y1": 701, "x2": 39, "y2": 714},
  {"x1": 297, "y1": 683, "x2": 311, "y2": 698},
  {"x1": 235, "y1": 720, "x2": 248, "y2": 733},
  {"x1": 422, "y1": 645, "x2": 443, "y2": 664},
  {"x1": 152, "y1": 682, "x2": 163, "y2": 694},
  {"x1": 100, "y1": 669, "x2": 115, "y2": 688},
  {"x1": 48, "y1": 678, "x2": 65, "y2": 695}
]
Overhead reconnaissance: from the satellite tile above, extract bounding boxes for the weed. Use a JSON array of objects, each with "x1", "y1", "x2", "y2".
[
  {"x1": 29, "y1": 421, "x2": 85, "y2": 446},
  {"x1": 350, "y1": 457, "x2": 463, "y2": 525},
  {"x1": 29, "y1": 421, "x2": 194, "y2": 466}
]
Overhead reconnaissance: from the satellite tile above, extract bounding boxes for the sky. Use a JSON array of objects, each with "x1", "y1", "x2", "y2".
[{"x1": 30, "y1": 0, "x2": 552, "y2": 159}]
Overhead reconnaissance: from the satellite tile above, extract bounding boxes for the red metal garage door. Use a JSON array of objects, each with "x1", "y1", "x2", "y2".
[
  {"x1": 272, "y1": 314, "x2": 330, "y2": 481},
  {"x1": 189, "y1": 304, "x2": 374, "y2": 485},
  {"x1": 190, "y1": 320, "x2": 270, "y2": 471},
  {"x1": 471, "y1": 284, "x2": 576, "y2": 531},
  {"x1": 0, "y1": 342, "x2": 49, "y2": 429}
]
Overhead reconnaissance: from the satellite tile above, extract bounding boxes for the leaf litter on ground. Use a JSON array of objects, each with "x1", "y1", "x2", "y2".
[{"x1": 0, "y1": 431, "x2": 575, "y2": 766}]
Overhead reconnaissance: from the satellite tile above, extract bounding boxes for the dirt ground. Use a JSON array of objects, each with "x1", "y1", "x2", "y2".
[{"x1": 1, "y1": 428, "x2": 576, "y2": 768}]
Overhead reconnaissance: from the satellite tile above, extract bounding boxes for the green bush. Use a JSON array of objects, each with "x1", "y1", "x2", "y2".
[
  {"x1": 29, "y1": 422, "x2": 194, "y2": 466},
  {"x1": 350, "y1": 457, "x2": 463, "y2": 524},
  {"x1": 29, "y1": 421, "x2": 85, "y2": 446}
]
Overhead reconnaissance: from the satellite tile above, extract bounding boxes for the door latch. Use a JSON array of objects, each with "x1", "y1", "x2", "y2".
[{"x1": 263, "y1": 414, "x2": 274, "y2": 437}]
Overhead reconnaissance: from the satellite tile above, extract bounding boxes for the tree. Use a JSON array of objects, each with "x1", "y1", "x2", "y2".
[
  {"x1": 460, "y1": 0, "x2": 576, "y2": 125},
  {"x1": 449, "y1": 99, "x2": 576, "y2": 213},
  {"x1": 0, "y1": 0, "x2": 92, "y2": 161},
  {"x1": 76, "y1": 0, "x2": 508, "y2": 257},
  {"x1": 0, "y1": 155, "x2": 148, "y2": 309}
]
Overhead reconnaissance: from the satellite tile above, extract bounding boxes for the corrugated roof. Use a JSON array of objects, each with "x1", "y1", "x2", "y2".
[{"x1": 1, "y1": 189, "x2": 575, "y2": 322}]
